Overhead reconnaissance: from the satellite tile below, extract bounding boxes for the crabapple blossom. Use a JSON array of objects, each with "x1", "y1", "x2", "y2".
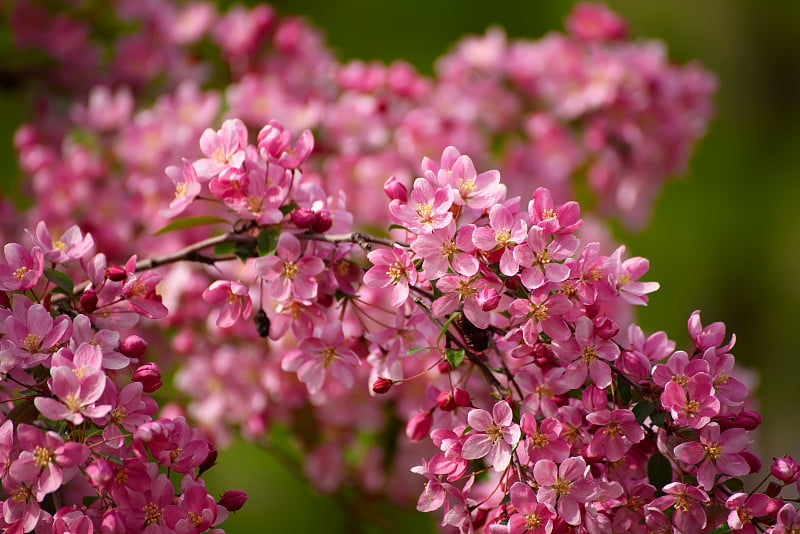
[{"x1": 461, "y1": 401, "x2": 520, "y2": 472}]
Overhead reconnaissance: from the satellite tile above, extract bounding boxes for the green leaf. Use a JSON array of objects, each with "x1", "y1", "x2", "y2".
[
  {"x1": 647, "y1": 452, "x2": 673, "y2": 490},
  {"x1": 723, "y1": 478, "x2": 744, "y2": 492},
  {"x1": 615, "y1": 375, "x2": 632, "y2": 405},
  {"x1": 234, "y1": 242, "x2": 258, "y2": 262},
  {"x1": 257, "y1": 226, "x2": 281, "y2": 256},
  {"x1": 445, "y1": 348, "x2": 465, "y2": 369},
  {"x1": 632, "y1": 401, "x2": 654, "y2": 425},
  {"x1": 436, "y1": 312, "x2": 460, "y2": 347},
  {"x1": 388, "y1": 224, "x2": 409, "y2": 232},
  {"x1": 706, "y1": 525, "x2": 733, "y2": 534},
  {"x1": 44, "y1": 268, "x2": 74, "y2": 296},
  {"x1": 406, "y1": 347, "x2": 431, "y2": 355},
  {"x1": 213, "y1": 241, "x2": 236, "y2": 256},
  {"x1": 279, "y1": 201, "x2": 298, "y2": 215},
  {"x1": 154, "y1": 216, "x2": 229, "y2": 235},
  {"x1": 650, "y1": 410, "x2": 667, "y2": 428}
]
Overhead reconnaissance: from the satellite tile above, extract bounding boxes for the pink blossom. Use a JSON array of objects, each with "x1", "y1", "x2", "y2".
[
  {"x1": 774, "y1": 503, "x2": 800, "y2": 534},
  {"x1": 472, "y1": 204, "x2": 527, "y2": 276},
  {"x1": 410, "y1": 221, "x2": 478, "y2": 280},
  {"x1": 515, "y1": 226, "x2": 578, "y2": 290},
  {"x1": 508, "y1": 482, "x2": 555, "y2": 534},
  {"x1": 253, "y1": 233, "x2": 325, "y2": 301},
  {"x1": 389, "y1": 178, "x2": 453, "y2": 234},
  {"x1": 528, "y1": 187, "x2": 582, "y2": 236},
  {"x1": 436, "y1": 152, "x2": 505, "y2": 210},
  {"x1": 520, "y1": 413, "x2": 569, "y2": 464},
  {"x1": 510, "y1": 291, "x2": 571, "y2": 344},
  {"x1": 159, "y1": 158, "x2": 202, "y2": 218},
  {"x1": 164, "y1": 477, "x2": 228, "y2": 532},
  {"x1": 688, "y1": 309, "x2": 736, "y2": 354},
  {"x1": 193, "y1": 118, "x2": 248, "y2": 180},
  {"x1": 363, "y1": 246, "x2": 417, "y2": 308},
  {"x1": 202, "y1": 280, "x2": 253, "y2": 328},
  {"x1": 673, "y1": 423, "x2": 750, "y2": 490},
  {"x1": 516, "y1": 365, "x2": 571, "y2": 417},
  {"x1": 553, "y1": 315, "x2": 620, "y2": 388},
  {"x1": 282, "y1": 322, "x2": 361, "y2": 394},
  {"x1": 0, "y1": 244, "x2": 43, "y2": 291},
  {"x1": 651, "y1": 350, "x2": 709, "y2": 389},
  {"x1": 586, "y1": 409, "x2": 644, "y2": 462},
  {"x1": 34, "y1": 360, "x2": 110, "y2": 425},
  {"x1": 30, "y1": 221, "x2": 94, "y2": 263},
  {"x1": 533, "y1": 457, "x2": 597, "y2": 526},
  {"x1": 603, "y1": 246, "x2": 659, "y2": 305},
  {"x1": 649, "y1": 482, "x2": 709, "y2": 531},
  {"x1": 461, "y1": 401, "x2": 520, "y2": 472},
  {"x1": 123, "y1": 270, "x2": 168, "y2": 319},
  {"x1": 4, "y1": 300, "x2": 71, "y2": 366},
  {"x1": 432, "y1": 273, "x2": 501, "y2": 329},
  {"x1": 661, "y1": 372, "x2": 720, "y2": 429},
  {"x1": 725, "y1": 492, "x2": 770, "y2": 534},
  {"x1": 566, "y1": 3, "x2": 628, "y2": 42},
  {"x1": 257, "y1": 120, "x2": 314, "y2": 169}
]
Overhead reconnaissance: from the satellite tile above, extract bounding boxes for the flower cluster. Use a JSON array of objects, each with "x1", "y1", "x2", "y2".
[{"x1": 0, "y1": 225, "x2": 244, "y2": 533}]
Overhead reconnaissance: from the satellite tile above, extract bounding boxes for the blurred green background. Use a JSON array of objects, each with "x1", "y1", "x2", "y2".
[{"x1": 3, "y1": 1, "x2": 800, "y2": 532}]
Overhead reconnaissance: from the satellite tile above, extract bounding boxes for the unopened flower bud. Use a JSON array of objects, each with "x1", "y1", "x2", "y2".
[
  {"x1": 437, "y1": 361, "x2": 452, "y2": 373},
  {"x1": 198, "y1": 446, "x2": 218, "y2": 475},
  {"x1": 476, "y1": 287, "x2": 500, "y2": 312},
  {"x1": 291, "y1": 207, "x2": 317, "y2": 229},
  {"x1": 132, "y1": 362, "x2": 162, "y2": 392},
  {"x1": 453, "y1": 387, "x2": 471, "y2": 408},
  {"x1": 405, "y1": 411, "x2": 432, "y2": 442},
  {"x1": 383, "y1": 176, "x2": 408, "y2": 202},
  {"x1": 734, "y1": 410, "x2": 762, "y2": 430},
  {"x1": 436, "y1": 390, "x2": 456, "y2": 411},
  {"x1": 765, "y1": 481, "x2": 783, "y2": 498},
  {"x1": 742, "y1": 450, "x2": 762, "y2": 474},
  {"x1": 119, "y1": 335, "x2": 148, "y2": 358},
  {"x1": 257, "y1": 121, "x2": 290, "y2": 157},
  {"x1": 312, "y1": 210, "x2": 333, "y2": 233},
  {"x1": 594, "y1": 315, "x2": 619, "y2": 339},
  {"x1": 80, "y1": 288, "x2": 98, "y2": 313},
  {"x1": 219, "y1": 490, "x2": 248, "y2": 512},
  {"x1": 771, "y1": 456, "x2": 800, "y2": 484},
  {"x1": 105, "y1": 265, "x2": 127, "y2": 281},
  {"x1": 582, "y1": 385, "x2": 607, "y2": 411},
  {"x1": 372, "y1": 377, "x2": 393, "y2": 394},
  {"x1": 532, "y1": 342, "x2": 554, "y2": 365}
]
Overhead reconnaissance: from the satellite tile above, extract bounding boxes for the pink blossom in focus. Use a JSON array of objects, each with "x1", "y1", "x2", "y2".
[{"x1": 202, "y1": 280, "x2": 253, "y2": 328}]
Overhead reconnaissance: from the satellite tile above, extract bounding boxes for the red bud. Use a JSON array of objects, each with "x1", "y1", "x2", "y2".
[{"x1": 372, "y1": 377, "x2": 393, "y2": 394}]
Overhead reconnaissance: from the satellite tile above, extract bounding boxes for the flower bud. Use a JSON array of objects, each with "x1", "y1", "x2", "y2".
[
  {"x1": 105, "y1": 265, "x2": 128, "y2": 281},
  {"x1": 257, "y1": 121, "x2": 290, "y2": 157},
  {"x1": 372, "y1": 377, "x2": 393, "y2": 395},
  {"x1": 437, "y1": 361, "x2": 452, "y2": 373},
  {"x1": 476, "y1": 287, "x2": 500, "y2": 312},
  {"x1": 80, "y1": 288, "x2": 98, "y2": 313},
  {"x1": 219, "y1": 490, "x2": 249, "y2": 512},
  {"x1": 311, "y1": 210, "x2": 333, "y2": 233},
  {"x1": 593, "y1": 315, "x2": 619, "y2": 339},
  {"x1": 383, "y1": 176, "x2": 408, "y2": 202},
  {"x1": 453, "y1": 387, "x2": 471, "y2": 408},
  {"x1": 436, "y1": 390, "x2": 456, "y2": 411},
  {"x1": 734, "y1": 410, "x2": 762, "y2": 430},
  {"x1": 771, "y1": 456, "x2": 800, "y2": 484},
  {"x1": 741, "y1": 450, "x2": 762, "y2": 474},
  {"x1": 291, "y1": 207, "x2": 317, "y2": 229},
  {"x1": 532, "y1": 342, "x2": 554, "y2": 366},
  {"x1": 765, "y1": 481, "x2": 783, "y2": 498},
  {"x1": 405, "y1": 411, "x2": 432, "y2": 442},
  {"x1": 132, "y1": 362, "x2": 162, "y2": 392},
  {"x1": 582, "y1": 385, "x2": 607, "y2": 411},
  {"x1": 198, "y1": 446, "x2": 218, "y2": 475},
  {"x1": 119, "y1": 335, "x2": 148, "y2": 358}
]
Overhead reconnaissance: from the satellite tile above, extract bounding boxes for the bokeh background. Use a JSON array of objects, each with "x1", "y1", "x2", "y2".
[{"x1": 2, "y1": 1, "x2": 800, "y2": 532}]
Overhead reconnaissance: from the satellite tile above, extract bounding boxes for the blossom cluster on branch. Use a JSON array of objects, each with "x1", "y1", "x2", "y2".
[{"x1": 3, "y1": 1, "x2": 795, "y2": 534}]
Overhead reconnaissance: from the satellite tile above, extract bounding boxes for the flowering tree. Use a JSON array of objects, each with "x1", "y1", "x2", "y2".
[{"x1": 1, "y1": 1, "x2": 798, "y2": 533}]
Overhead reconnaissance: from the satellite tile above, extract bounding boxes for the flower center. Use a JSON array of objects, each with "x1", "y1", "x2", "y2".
[
  {"x1": 33, "y1": 445, "x2": 53, "y2": 468},
  {"x1": 188, "y1": 511, "x2": 203, "y2": 527},
  {"x1": 686, "y1": 400, "x2": 700, "y2": 415},
  {"x1": 65, "y1": 393, "x2": 82, "y2": 412},
  {"x1": 110, "y1": 406, "x2": 127, "y2": 424},
  {"x1": 53, "y1": 240, "x2": 67, "y2": 251},
  {"x1": 322, "y1": 346, "x2": 337, "y2": 368},
  {"x1": 386, "y1": 264, "x2": 404, "y2": 284},
  {"x1": 580, "y1": 345, "x2": 598, "y2": 364},
  {"x1": 536, "y1": 249, "x2": 552, "y2": 264},
  {"x1": 441, "y1": 239, "x2": 458, "y2": 257},
  {"x1": 553, "y1": 477, "x2": 572, "y2": 497},
  {"x1": 175, "y1": 182, "x2": 189, "y2": 198},
  {"x1": 13, "y1": 266, "x2": 29, "y2": 280},
  {"x1": 457, "y1": 177, "x2": 476, "y2": 197},
  {"x1": 494, "y1": 228, "x2": 512, "y2": 245},
  {"x1": 485, "y1": 422, "x2": 503, "y2": 442},
  {"x1": 604, "y1": 421, "x2": 622, "y2": 439},
  {"x1": 24, "y1": 333, "x2": 42, "y2": 352},
  {"x1": 282, "y1": 261, "x2": 299, "y2": 280},
  {"x1": 531, "y1": 431, "x2": 549, "y2": 448},
  {"x1": 456, "y1": 280, "x2": 476, "y2": 299},
  {"x1": 415, "y1": 202, "x2": 433, "y2": 223},
  {"x1": 525, "y1": 511, "x2": 542, "y2": 529},
  {"x1": 673, "y1": 373, "x2": 689, "y2": 387},
  {"x1": 674, "y1": 492, "x2": 691, "y2": 512},
  {"x1": 541, "y1": 208, "x2": 556, "y2": 220},
  {"x1": 12, "y1": 484, "x2": 32, "y2": 503},
  {"x1": 531, "y1": 303, "x2": 549, "y2": 322},
  {"x1": 143, "y1": 502, "x2": 162, "y2": 526},
  {"x1": 704, "y1": 442, "x2": 722, "y2": 460},
  {"x1": 714, "y1": 371, "x2": 730, "y2": 385}
]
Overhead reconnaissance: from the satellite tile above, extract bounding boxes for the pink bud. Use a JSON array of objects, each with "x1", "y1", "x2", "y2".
[
  {"x1": 436, "y1": 390, "x2": 456, "y2": 411},
  {"x1": 734, "y1": 410, "x2": 762, "y2": 431},
  {"x1": 405, "y1": 411, "x2": 432, "y2": 442},
  {"x1": 476, "y1": 287, "x2": 500, "y2": 312},
  {"x1": 372, "y1": 377, "x2": 393, "y2": 395},
  {"x1": 119, "y1": 335, "x2": 148, "y2": 358},
  {"x1": 453, "y1": 387, "x2": 471, "y2": 408},
  {"x1": 198, "y1": 446, "x2": 218, "y2": 475},
  {"x1": 582, "y1": 385, "x2": 607, "y2": 411},
  {"x1": 291, "y1": 207, "x2": 316, "y2": 229},
  {"x1": 765, "y1": 481, "x2": 782, "y2": 498},
  {"x1": 532, "y1": 343, "x2": 554, "y2": 366},
  {"x1": 105, "y1": 265, "x2": 127, "y2": 281},
  {"x1": 771, "y1": 456, "x2": 800, "y2": 484},
  {"x1": 437, "y1": 361, "x2": 452, "y2": 373},
  {"x1": 741, "y1": 450, "x2": 762, "y2": 474},
  {"x1": 593, "y1": 315, "x2": 619, "y2": 339},
  {"x1": 383, "y1": 176, "x2": 408, "y2": 202},
  {"x1": 566, "y1": 3, "x2": 628, "y2": 42},
  {"x1": 311, "y1": 210, "x2": 333, "y2": 233},
  {"x1": 132, "y1": 362, "x2": 162, "y2": 392},
  {"x1": 80, "y1": 288, "x2": 98, "y2": 313},
  {"x1": 219, "y1": 490, "x2": 248, "y2": 512},
  {"x1": 257, "y1": 120, "x2": 290, "y2": 157}
]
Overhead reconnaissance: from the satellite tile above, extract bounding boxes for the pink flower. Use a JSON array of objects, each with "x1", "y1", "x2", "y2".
[
  {"x1": 774, "y1": 503, "x2": 800, "y2": 534},
  {"x1": 566, "y1": 3, "x2": 628, "y2": 42},
  {"x1": 528, "y1": 187, "x2": 582, "y2": 236},
  {"x1": 688, "y1": 309, "x2": 735, "y2": 354},
  {"x1": 34, "y1": 353, "x2": 110, "y2": 425},
  {"x1": 508, "y1": 482, "x2": 555, "y2": 534},
  {"x1": 193, "y1": 118, "x2": 248, "y2": 180},
  {"x1": 202, "y1": 280, "x2": 253, "y2": 328},
  {"x1": 30, "y1": 221, "x2": 94, "y2": 263},
  {"x1": 603, "y1": 246, "x2": 659, "y2": 305},
  {"x1": 673, "y1": 423, "x2": 750, "y2": 489},
  {"x1": 516, "y1": 366, "x2": 571, "y2": 417},
  {"x1": 364, "y1": 246, "x2": 417, "y2": 308},
  {"x1": 160, "y1": 158, "x2": 202, "y2": 218},
  {"x1": 410, "y1": 221, "x2": 478, "y2": 280},
  {"x1": 252, "y1": 233, "x2": 325, "y2": 301},
  {"x1": 510, "y1": 290, "x2": 571, "y2": 344},
  {"x1": 257, "y1": 120, "x2": 314, "y2": 169},
  {"x1": 520, "y1": 413, "x2": 570, "y2": 464},
  {"x1": 282, "y1": 322, "x2": 361, "y2": 394},
  {"x1": 515, "y1": 226, "x2": 578, "y2": 290},
  {"x1": 461, "y1": 401, "x2": 520, "y2": 472},
  {"x1": 585, "y1": 409, "x2": 644, "y2": 462},
  {"x1": 389, "y1": 178, "x2": 453, "y2": 235},
  {"x1": 533, "y1": 457, "x2": 597, "y2": 526},
  {"x1": 123, "y1": 270, "x2": 168, "y2": 319},
  {"x1": 472, "y1": 204, "x2": 527, "y2": 276},
  {"x1": 0, "y1": 243, "x2": 44, "y2": 291},
  {"x1": 649, "y1": 482, "x2": 709, "y2": 531},
  {"x1": 432, "y1": 273, "x2": 501, "y2": 329},
  {"x1": 553, "y1": 315, "x2": 620, "y2": 388},
  {"x1": 435, "y1": 151, "x2": 505, "y2": 210},
  {"x1": 164, "y1": 477, "x2": 227, "y2": 532},
  {"x1": 4, "y1": 300, "x2": 71, "y2": 366},
  {"x1": 661, "y1": 372, "x2": 720, "y2": 429},
  {"x1": 725, "y1": 492, "x2": 770, "y2": 534}
]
